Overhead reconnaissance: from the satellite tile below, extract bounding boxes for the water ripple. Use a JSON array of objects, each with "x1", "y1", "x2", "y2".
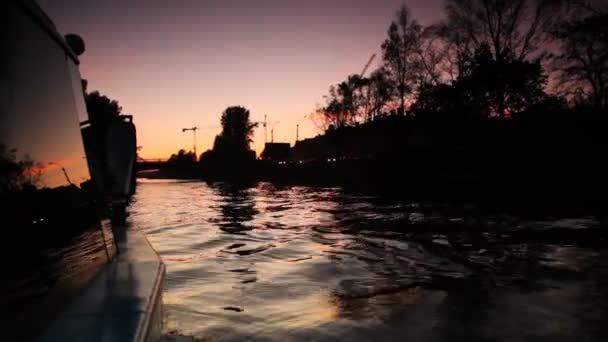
[{"x1": 131, "y1": 180, "x2": 608, "y2": 341}]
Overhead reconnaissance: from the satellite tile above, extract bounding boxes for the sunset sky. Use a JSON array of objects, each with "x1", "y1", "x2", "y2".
[{"x1": 38, "y1": 0, "x2": 445, "y2": 158}]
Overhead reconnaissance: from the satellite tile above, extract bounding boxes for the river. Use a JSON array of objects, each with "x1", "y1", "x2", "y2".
[{"x1": 129, "y1": 179, "x2": 608, "y2": 341}]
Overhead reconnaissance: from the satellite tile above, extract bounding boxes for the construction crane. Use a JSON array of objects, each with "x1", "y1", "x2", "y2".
[
  {"x1": 181, "y1": 125, "x2": 219, "y2": 156},
  {"x1": 360, "y1": 54, "x2": 376, "y2": 77},
  {"x1": 181, "y1": 127, "x2": 199, "y2": 156},
  {"x1": 261, "y1": 114, "x2": 280, "y2": 144}
]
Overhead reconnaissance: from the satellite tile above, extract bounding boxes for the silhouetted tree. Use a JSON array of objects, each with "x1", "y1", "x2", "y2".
[
  {"x1": 315, "y1": 81, "x2": 354, "y2": 129},
  {"x1": 415, "y1": 27, "x2": 452, "y2": 86},
  {"x1": 168, "y1": 149, "x2": 197, "y2": 164},
  {"x1": 458, "y1": 45, "x2": 548, "y2": 117},
  {"x1": 0, "y1": 145, "x2": 41, "y2": 193},
  {"x1": 551, "y1": 10, "x2": 608, "y2": 110},
  {"x1": 381, "y1": 5, "x2": 422, "y2": 116},
  {"x1": 85, "y1": 91, "x2": 122, "y2": 125},
  {"x1": 412, "y1": 83, "x2": 473, "y2": 118},
  {"x1": 413, "y1": 44, "x2": 547, "y2": 118},
  {"x1": 434, "y1": 0, "x2": 564, "y2": 118},
  {"x1": 315, "y1": 73, "x2": 386, "y2": 128},
  {"x1": 439, "y1": 0, "x2": 563, "y2": 63},
  {"x1": 335, "y1": 78, "x2": 357, "y2": 124},
  {"x1": 368, "y1": 68, "x2": 396, "y2": 120},
  {"x1": 200, "y1": 106, "x2": 258, "y2": 180},
  {"x1": 312, "y1": 98, "x2": 340, "y2": 132},
  {"x1": 214, "y1": 106, "x2": 258, "y2": 153},
  {"x1": 349, "y1": 75, "x2": 372, "y2": 123}
]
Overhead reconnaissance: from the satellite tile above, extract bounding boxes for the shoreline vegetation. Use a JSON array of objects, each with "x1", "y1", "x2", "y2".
[{"x1": 136, "y1": 1, "x2": 607, "y2": 214}]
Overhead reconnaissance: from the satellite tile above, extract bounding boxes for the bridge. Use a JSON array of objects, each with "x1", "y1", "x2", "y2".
[{"x1": 136, "y1": 158, "x2": 169, "y2": 171}]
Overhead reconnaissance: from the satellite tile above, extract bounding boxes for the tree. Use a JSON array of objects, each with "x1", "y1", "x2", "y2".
[
  {"x1": 217, "y1": 106, "x2": 258, "y2": 151},
  {"x1": 314, "y1": 79, "x2": 357, "y2": 129},
  {"x1": 430, "y1": 20, "x2": 473, "y2": 82},
  {"x1": 439, "y1": 0, "x2": 564, "y2": 63},
  {"x1": 433, "y1": 0, "x2": 563, "y2": 118},
  {"x1": 415, "y1": 26, "x2": 457, "y2": 86},
  {"x1": 313, "y1": 71, "x2": 393, "y2": 130},
  {"x1": 312, "y1": 92, "x2": 342, "y2": 132},
  {"x1": 459, "y1": 45, "x2": 548, "y2": 117},
  {"x1": 413, "y1": 44, "x2": 548, "y2": 118},
  {"x1": 0, "y1": 145, "x2": 42, "y2": 193},
  {"x1": 551, "y1": 10, "x2": 608, "y2": 110},
  {"x1": 412, "y1": 83, "x2": 473, "y2": 118},
  {"x1": 349, "y1": 75, "x2": 372, "y2": 123},
  {"x1": 381, "y1": 5, "x2": 423, "y2": 116},
  {"x1": 168, "y1": 149, "x2": 197, "y2": 164},
  {"x1": 367, "y1": 68, "x2": 396, "y2": 120},
  {"x1": 334, "y1": 78, "x2": 357, "y2": 125},
  {"x1": 85, "y1": 91, "x2": 122, "y2": 125}
]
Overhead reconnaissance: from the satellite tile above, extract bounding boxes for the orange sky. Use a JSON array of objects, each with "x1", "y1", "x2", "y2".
[{"x1": 38, "y1": 0, "x2": 445, "y2": 159}]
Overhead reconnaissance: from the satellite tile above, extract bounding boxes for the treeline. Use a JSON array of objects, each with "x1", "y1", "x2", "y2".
[
  {"x1": 285, "y1": 0, "x2": 608, "y2": 207},
  {"x1": 313, "y1": 0, "x2": 607, "y2": 129},
  {"x1": 158, "y1": 106, "x2": 258, "y2": 179}
]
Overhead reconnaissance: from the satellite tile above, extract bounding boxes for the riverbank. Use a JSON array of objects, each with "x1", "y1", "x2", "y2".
[
  {"x1": 139, "y1": 111, "x2": 608, "y2": 215},
  {"x1": 138, "y1": 156, "x2": 607, "y2": 216}
]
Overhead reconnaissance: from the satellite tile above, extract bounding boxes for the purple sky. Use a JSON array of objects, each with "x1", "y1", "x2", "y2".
[{"x1": 38, "y1": 0, "x2": 446, "y2": 157}]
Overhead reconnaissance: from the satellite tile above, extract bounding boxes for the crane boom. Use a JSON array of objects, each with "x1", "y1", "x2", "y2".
[
  {"x1": 360, "y1": 54, "x2": 376, "y2": 77},
  {"x1": 182, "y1": 127, "x2": 199, "y2": 156},
  {"x1": 260, "y1": 115, "x2": 279, "y2": 144}
]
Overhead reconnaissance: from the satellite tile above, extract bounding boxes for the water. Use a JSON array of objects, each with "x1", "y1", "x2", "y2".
[{"x1": 130, "y1": 180, "x2": 608, "y2": 341}]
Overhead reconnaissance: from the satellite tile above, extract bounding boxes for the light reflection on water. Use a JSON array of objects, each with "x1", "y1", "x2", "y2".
[{"x1": 129, "y1": 180, "x2": 608, "y2": 341}]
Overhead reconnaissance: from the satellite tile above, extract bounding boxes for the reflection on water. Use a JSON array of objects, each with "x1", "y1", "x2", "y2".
[{"x1": 130, "y1": 180, "x2": 608, "y2": 341}]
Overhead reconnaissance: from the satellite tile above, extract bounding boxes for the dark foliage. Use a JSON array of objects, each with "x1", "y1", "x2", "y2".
[
  {"x1": 551, "y1": 11, "x2": 608, "y2": 109},
  {"x1": 0, "y1": 144, "x2": 41, "y2": 193},
  {"x1": 218, "y1": 106, "x2": 258, "y2": 152},
  {"x1": 168, "y1": 149, "x2": 197, "y2": 164},
  {"x1": 414, "y1": 45, "x2": 548, "y2": 118},
  {"x1": 85, "y1": 91, "x2": 122, "y2": 125}
]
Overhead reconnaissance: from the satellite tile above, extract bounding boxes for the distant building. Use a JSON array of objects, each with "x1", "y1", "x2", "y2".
[{"x1": 261, "y1": 142, "x2": 290, "y2": 161}]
